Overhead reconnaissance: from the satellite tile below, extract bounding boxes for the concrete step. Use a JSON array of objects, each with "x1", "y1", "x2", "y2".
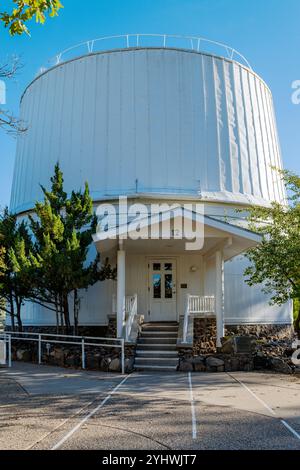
[
  {"x1": 135, "y1": 364, "x2": 177, "y2": 372},
  {"x1": 135, "y1": 357, "x2": 178, "y2": 366},
  {"x1": 142, "y1": 324, "x2": 178, "y2": 332},
  {"x1": 141, "y1": 330, "x2": 178, "y2": 337},
  {"x1": 138, "y1": 337, "x2": 177, "y2": 345},
  {"x1": 136, "y1": 343, "x2": 177, "y2": 351},
  {"x1": 142, "y1": 322, "x2": 178, "y2": 326},
  {"x1": 136, "y1": 350, "x2": 178, "y2": 358}
]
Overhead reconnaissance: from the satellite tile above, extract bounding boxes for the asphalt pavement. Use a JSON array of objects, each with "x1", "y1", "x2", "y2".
[{"x1": 0, "y1": 363, "x2": 300, "y2": 450}]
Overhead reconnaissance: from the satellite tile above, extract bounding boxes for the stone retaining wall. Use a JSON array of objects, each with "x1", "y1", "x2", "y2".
[{"x1": 192, "y1": 318, "x2": 294, "y2": 355}]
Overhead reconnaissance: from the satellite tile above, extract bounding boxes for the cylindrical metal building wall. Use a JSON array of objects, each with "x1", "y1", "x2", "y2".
[
  {"x1": 9, "y1": 46, "x2": 292, "y2": 327},
  {"x1": 11, "y1": 48, "x2": 285, "y2": 214}
]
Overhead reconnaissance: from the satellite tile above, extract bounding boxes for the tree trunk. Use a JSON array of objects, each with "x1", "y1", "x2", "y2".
[
  {"x1": 9, "y1": 292, "x2": 15, "y2": 331},
  {"x1": 54, "y1": 297, "x2": 59, "y2": 334},
  {"x1": 15, "y1": 300, "x2": 23, "y2": 332},
  {"x1": 59, "y1": 293, "x2": 64, "y2": 332},
  {"x1": 73, "y1": 289, "x2": 80, "y2": 336},
  {"x1": 63, "y1": 293, "x2": 71, "y2": 333}
]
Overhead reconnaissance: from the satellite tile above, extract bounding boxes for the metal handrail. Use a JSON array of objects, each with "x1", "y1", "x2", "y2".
[
  {"x1": 183, "y1": 294, "x2": 215, "y2": 343},
  {"x1": 125, "y1": 294, "x2": 138, "y2": 342},
  {"x1": 0, "y1": 333, "x2": 12, "y2": 367},
  {"x1": 4, "y1": 331, "x2": 125, "y2": 374},
  {"x1": 43, "y1": 33, "x2": 252, "y2": 72}
]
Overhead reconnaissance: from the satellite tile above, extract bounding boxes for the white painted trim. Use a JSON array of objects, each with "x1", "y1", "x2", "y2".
[
  {"x1": 215, "y1": 250, "x2": 225, "y2": 347},
  {"x1": 93, "y1": 209, "x2": 262, "y2": 244}
]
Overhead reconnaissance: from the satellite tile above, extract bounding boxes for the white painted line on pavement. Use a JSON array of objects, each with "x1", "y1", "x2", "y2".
[
  {"x1": 228, "y1": 373, "x2": 300, "y2": 441},
  {"x1": 188, "y1": 372, "x2": 197, "y2": 439},
  {"x1": 51, "y1": 374, "x2": 130, "y2": 450},
  {"x1": 228, "y1": 373, "x2": 276, "y2": 415},
  {"x1": 281, "y1": 420, "x2": 300, "y2": 440}
]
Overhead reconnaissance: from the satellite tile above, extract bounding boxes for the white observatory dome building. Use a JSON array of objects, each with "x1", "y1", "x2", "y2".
[{"x1": 10, "y1": 35, "x2": 293, "y2": 349}]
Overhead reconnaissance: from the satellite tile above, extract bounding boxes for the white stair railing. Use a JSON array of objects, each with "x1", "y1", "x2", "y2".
[
  {"x1": 125, "y1": 294, "x2": 138, "y2": 342},
  {"x1": 112, "y1": 294, "x2": 136, "y2": 316},
  {"x1": 183, "y1": 295, "x2": 215, "y2": 343}
]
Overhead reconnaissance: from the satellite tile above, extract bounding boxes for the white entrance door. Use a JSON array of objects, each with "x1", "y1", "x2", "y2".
[{"x1": 148, "y1": 259, "x2": 177, "y2": 322}]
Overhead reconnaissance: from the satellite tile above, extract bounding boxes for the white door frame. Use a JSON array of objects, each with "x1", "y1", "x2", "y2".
[{"x1": 146, "y1": 256, "x2": 178, "y2": 322}]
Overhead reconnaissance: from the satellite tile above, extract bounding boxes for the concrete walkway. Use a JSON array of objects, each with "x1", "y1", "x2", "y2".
[{"x1": 0, "y1": 363, "x2": 300, "y2": 450}]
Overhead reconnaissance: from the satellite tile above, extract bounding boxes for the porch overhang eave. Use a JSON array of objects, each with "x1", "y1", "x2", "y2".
[{"x1": 92, "y1": 212, "x2": 262, "y2": 259}]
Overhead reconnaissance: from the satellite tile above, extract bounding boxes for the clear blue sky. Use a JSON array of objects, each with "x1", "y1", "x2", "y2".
[{"x1": 0, "y1": 0, "x2": 299, "y2": 209}]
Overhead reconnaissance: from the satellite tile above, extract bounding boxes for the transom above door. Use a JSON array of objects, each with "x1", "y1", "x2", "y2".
[{"x1": 148, "y1": 259, "x2": 177, "y2": 322}]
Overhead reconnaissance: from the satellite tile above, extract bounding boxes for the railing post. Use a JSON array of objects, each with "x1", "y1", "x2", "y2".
[
  {"x1": 38, "y1": 334, "x2": 42, "y2": 365},
  {"x1": 8, "y1": 334, "x2": 12, "y2": 368},
  {"x1": 81, "y1": 338, "x2": 85, "y2": 369},
  {"x1": 183, "y1": 294, "x2": 189, "y2": 343},
  {"x1": 121, "y1": 339, "x2": 125, "y2": 375}
]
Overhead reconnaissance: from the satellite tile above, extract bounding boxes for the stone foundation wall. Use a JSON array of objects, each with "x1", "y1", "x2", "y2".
[
  {"x1": 180, "y1": 319, "x2": 296, "y2": 374},
  {"x1": 193, "y1": 318, "x2": 217, "y2": 355},
  {"x1": 225, "y1": 324, "x2": 294, "y2": 340},
  {"x1": 179, "y1": 353, "x2": 254, "y2": 373},
  {"x1": 192, "y1": 319, "x2": 294, "y2": 356}
]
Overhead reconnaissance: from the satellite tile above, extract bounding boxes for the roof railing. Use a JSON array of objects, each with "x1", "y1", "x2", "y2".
[{"x1": 38, "y1": 34, "x2": 252, "y2": 75}]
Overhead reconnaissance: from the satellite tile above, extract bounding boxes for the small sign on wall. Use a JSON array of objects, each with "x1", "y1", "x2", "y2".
[
  {"x1": 180, "y1": 284, "x2": 188, "y2": 289},
  {"x1": 0, "y1": 340, "x2": 6, "y2": 365}
]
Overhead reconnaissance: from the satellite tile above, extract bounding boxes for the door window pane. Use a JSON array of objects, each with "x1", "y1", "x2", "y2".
[
  {"x1": 164, "y1": 263, "x2": 172, "y2": 271},
  {"x1": 165, "y1": 274, "x2": 173, "y2": 299},
  {"x1": 153, "y1": 263, "x2": 161, "y2": 271},
  {"x1": 153, "y1": 274, "x2": 161, "y2": 298}
]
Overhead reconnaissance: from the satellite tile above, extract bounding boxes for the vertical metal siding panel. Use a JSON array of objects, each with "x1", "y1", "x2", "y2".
[
  {"x1": 233, "y1": 65, "x2": 252, "y2": 195},
  {"x1": 265, "y1": 90, "x2": 281, "y2": 202},
  {"x1": 80, "y1": 56, "x2": 97, "y2": 192},
  {"x1": 179, "y1": 53, "x2": 196, "y2": 192},
  {"x1": 191, "y1": 55, "x2": 205, "y2": 193},
  {"x1": 148, "y1": 50, "x2": 166, "y2": 192},
  {"x1": 28, "y1": 75, "x2": 42, "y2": 207},
  {"x1": 10, "y1": 91, "x2": 29, "y2": 211},
  {"x1": 247, "y1": 74, "x2": 263, "y2": 199},
  {"x1": 58, "y1": 62, "x2": 74, "y2": 190},
  {"x1": 42, "y1": 72, "x2": 59, "y2": 194},
  {"x1": 223, "y1": 61, "x2": 240, "y2": 194},
  {"x1": 120, "y1": 51, "x2": 135, "y2": 194},
  {"x1": 266, "y1": 91, "x2": 285, "y2": 202},
  {"x1": 213, "y1": 59, "x2": 226, "y2": 191},
  {"x1": 203, "y1": 56, "x2": 220, "y2": 191},
  {"x1": 66, "y1": 60, "x2": 85, "y2": 194},
  {"x1": 199, "y1": 55, "x2": 208, "y2": 191},
  {"x1": 241, "y1": 69, "x2": 260, "y2": 197},
  {"x1": 93, "y1": 54, "x2": 109, "y2": 197},
  {"x1": 49, "y1": 69, "x2": 64, "y2": 176},
  {"x1": 256, "y1": 80, "x2": 274, "y2": 201},
  {"x1": 106, "y1": 53, "x2": 122, "y2": 193},
  {"x1": 164, "y1": 51, "x2": 181, "y2": 192},
  {"x1": 270, "y1": 98, "x2": 286, "y2": 202},
  {"x1": 261, "y1": 85, "x2": 277, "y2": 201},
  {"x1": 253, "y1": 76, "x2": 270, "y2": 200},
  {"x1": 134, "y1": 50, "x2": 150, "y2": 192},
  {"x1": 35, "y1": 74, "x2": 51, "y2": 202},
  {"x1": 23, "y1": 85, "x2": 38, "y2": 209}
]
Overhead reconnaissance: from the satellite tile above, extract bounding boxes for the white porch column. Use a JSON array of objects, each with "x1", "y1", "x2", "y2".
[
  {"x1": 215, "y1": 249, "x2": 225, "y2": 348},
  {"x1": 117, "y1": 243, "x2": 126, "y2": 338}
]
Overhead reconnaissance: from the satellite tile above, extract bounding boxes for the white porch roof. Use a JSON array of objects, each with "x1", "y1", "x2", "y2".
[{"x1": 92, "y1": 209, "x2": 262, "y2": 260}]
